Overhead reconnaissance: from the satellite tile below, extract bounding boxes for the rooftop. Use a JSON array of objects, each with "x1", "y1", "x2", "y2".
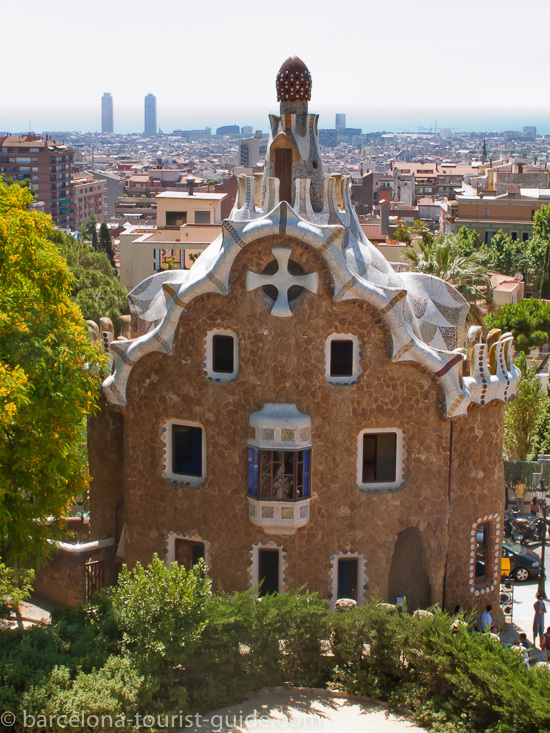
[{"x1": 156, "y1": 191, "x2": 227, "y2": 201}]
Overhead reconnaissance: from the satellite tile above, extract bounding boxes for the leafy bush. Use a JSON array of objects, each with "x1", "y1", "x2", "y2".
[
  {"x1": 330, "y1": 605, "x2": 550, "y2": 733},
  {"x1": 112, "y1": 555, "x2": 210, "y2": 715},
  {"x1": 21, "y1": 657, "x2": 145, "y2": 733},
  {"x1": 3, "y1": 560, "x2": 550, "y2": 732}
]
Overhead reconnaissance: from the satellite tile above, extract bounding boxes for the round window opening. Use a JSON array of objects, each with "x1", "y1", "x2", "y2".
[{"x1": 262, "y1": 258, "x2": 305, "y2": 302}]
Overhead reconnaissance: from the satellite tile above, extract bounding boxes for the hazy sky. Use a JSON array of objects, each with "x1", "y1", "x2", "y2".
[{"x1": 3, "y1": 0, "x2": 550, "y2": 134}]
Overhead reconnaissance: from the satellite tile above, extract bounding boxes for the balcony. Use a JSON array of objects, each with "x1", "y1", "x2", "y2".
[
  {"x1": 246, "y1": 404, "x2": 312, "y2": 536},
  {"x1": 248, "y1": 497, "x2": 310, "y2": 535}
]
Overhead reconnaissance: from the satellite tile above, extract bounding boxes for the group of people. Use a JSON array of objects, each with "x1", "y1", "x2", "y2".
[
  {"x1": 452, "y1": 595, "x2": 550, "y2": 667},
  {"x1": 508, "y1": 594, "x2": 550, "y2": 668}
]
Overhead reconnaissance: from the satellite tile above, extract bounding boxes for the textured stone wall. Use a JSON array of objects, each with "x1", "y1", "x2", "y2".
[
  {"x1": 445, "y1": 402, "x2": 505, "y2": 618},
  {"x1": 89, "y1": 397, "x2": 124, "y2": 542},
  {"x1": 92, "y1": 235, "x2": 505, "y2": 613},
  {"x1": 33, "y1": 550, "x2": 88, "y2": 607}
]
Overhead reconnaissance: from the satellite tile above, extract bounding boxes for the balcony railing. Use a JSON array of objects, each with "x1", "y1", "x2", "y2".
[{"x1": 247, "y1": 497, "x2": 310, "y2": 535}]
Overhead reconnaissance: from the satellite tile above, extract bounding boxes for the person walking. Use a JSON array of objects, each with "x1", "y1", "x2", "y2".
[
  {"x1": 481, "y1": 605, "x2": 492, "y2": 632},
  {"x1": 533, "y1": 594, "x2": 547, "y2": 647},
  {"x1": 515, "y1": 479, "x2": 527, "y2": 515}
]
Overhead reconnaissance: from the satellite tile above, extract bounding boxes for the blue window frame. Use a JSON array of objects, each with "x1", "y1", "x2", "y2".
[
  {"x1": 173, "y1": 425, "x2": 203, "y2": 477},
  {"x1": 247, "y1": 447, "x2": 310, "y2": 500}
]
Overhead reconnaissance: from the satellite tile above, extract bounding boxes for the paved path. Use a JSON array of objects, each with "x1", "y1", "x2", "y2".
[{"x1": 184, "y1": 687, "x2": 427, "y2": 732}]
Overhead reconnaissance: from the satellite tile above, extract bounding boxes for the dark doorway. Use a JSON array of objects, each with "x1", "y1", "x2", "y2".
[
  {"x1": 259, "y1": 549, "x2": 279, "y2": 595},
  {"x1": 337, "y1": 558, "x2": 358, "y2": 600},
  {"x1": 388, "y1": 527, "x2": 431, "y2": 610},
  {"x1": 274, "y1": 148, "x2": 292, "y2": 204},
  {"x1": 175, "y1": 539, "x2": 205, "y2": 569}
]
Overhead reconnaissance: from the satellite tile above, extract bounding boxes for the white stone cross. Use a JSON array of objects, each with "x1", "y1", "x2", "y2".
[{"x1": 246, "y1": 246, "x2": 318, "y2": 317}]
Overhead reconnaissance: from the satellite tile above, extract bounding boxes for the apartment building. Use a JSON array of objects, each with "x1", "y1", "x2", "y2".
[
  {"x1": 71, "y1": 173, "x2": 106, "y2": 229},
  {"x1": 444, "y1": 188, "x2": 550, "y2": 243},
  {"x1": 389, "y1": 162, "x2": 478, "y2": 205},
  {"x1": 0, "y1": 135, "x2": 73, "y2": 228},
  {"x1": 119, "y1": 188, "x2": 227, "y2": 288}
]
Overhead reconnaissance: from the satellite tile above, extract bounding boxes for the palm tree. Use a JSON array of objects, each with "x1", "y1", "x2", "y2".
[{"x1": 403, "y1": 234, "x2": 491, "y2": 326}]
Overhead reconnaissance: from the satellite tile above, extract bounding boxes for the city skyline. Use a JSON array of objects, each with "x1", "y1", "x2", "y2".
[{"x1": 2, "y1": 0, "x2": 549, "y2": 135}]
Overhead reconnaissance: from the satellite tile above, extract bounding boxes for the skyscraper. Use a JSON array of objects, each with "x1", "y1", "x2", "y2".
[
  {"x1": 102, "y1": 93, "x2": 113, "y2": 133},
  {"x1": 144, "y1": 94, "x2": 157, "y2": 135},
  {"x1": 335, "y1": 113, "x2": 346, "y2": 131}
]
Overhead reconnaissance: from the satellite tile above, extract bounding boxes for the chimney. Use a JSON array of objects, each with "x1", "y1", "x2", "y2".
[
  {"x1": 380, "y1": 201, "x2": 390, "y2": 236},
  {"x1": 186, "y1": 177, "x2": 196, "y2": 195}
]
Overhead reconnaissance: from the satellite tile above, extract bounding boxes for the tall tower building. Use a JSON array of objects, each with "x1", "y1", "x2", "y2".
[
  {"x1": 335, "y1": 113, "x2": 346, "y2": 131},
  {"x1": 144, "y1": 94, "x2": 157, "y2": 135},
  {"x1": 102, "y1": 93, "x2": 113, "y2": 133}
]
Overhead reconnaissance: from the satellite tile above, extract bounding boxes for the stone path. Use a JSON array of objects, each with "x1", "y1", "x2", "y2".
[{"x1": 180, "y1": 687, "x2": 427, "y2": 732}]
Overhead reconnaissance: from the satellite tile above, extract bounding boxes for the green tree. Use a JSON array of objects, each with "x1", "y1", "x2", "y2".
[
  {"x1": 0, "y1": 181, "x2": 106, "y2": 565},
  {"x1": 98, "y1": 222, "x2": 116, "y2": 268},
  {"x1": 485, "y1": 299, "x2": 550, "y2": 353},
  {"x1": 113, "y1": 555, "x2": 210, "y2": 713},
  {"x1": 79, "y1": 214, "x2": 97, "y2": 242},
  {"x1": 50, "y1": 231, "x2": 129, "y2": 335},
  {"x1": 503, "y1": 354, "x2": 544, "y2": 460},
  {"x1": 393, "y1": 219, "x2": 412, "y2": 245},
  {"x1": 481, "y1": 231, "x2": 526, "y2": 277},
  {"x1": 532, "y1": 204, "x2": 550, "y2": 241},
  {"x1": 531, "y1": 390, "x2": 550, "y2": 459},
  {"x1": 403, "y1": 233, "x2": 491, "y2": 325},
  {"x1": 454, "y1": 226, "x2": 482, "y2": 256},
  {"x1": 410, "y1": 219, "x2": 434, "y2": 245},
  {"x1": 540, "y1": 241, "x2": 550, "y2": 299},
  {"x1": 91, "y1": 226, "x2": 99, "y2": 252}
]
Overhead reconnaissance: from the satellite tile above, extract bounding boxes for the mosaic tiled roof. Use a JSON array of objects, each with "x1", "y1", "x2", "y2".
[
  {"x1": 276, "y1": 57, "x2": 312, "y2": 103},
  {"x1": 102, "y1": 61, "x2": 519, "y2": 418}
]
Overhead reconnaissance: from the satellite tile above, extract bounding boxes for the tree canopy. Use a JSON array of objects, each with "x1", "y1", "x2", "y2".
[
  {"x1": 503, "y1": 354, "x2": 544, "y2": 461},
  {"x1": 79, "y1": 214, "x2": 97, "y2": 242},
  {"x1": 485, "y1": 299, "x2": 550, "y2": 353},
  {"x1": 0, "y1": 181, "x2": 106, "y2": 564},
  {"x1": 98, "y1": 223, "x2": 116, "y2": 268},
  {"x1": 403, "y1": 233, "x2": 491, "y2": 325},
  {"x1": 50, "y1": 230, "x2": 129, "y2": 335}
]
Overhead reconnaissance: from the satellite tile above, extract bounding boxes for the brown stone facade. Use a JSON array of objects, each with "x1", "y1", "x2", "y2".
[{"x1": 89, "y1": 234, "x2": 504, "y2": 616}]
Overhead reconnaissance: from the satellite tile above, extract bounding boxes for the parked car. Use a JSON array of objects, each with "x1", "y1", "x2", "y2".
[{"x1": 502, "y1": 538, "x2": 541, "y2": 582}]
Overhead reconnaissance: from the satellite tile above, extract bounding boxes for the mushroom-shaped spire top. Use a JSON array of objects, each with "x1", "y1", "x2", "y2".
[{"x1": 276, "y1": 57, "x2": 312, "y2": 103}]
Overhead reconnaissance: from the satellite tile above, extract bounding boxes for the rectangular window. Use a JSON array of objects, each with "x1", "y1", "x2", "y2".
[
  {"x1": 330, "y1": 339, "x2": 354, "y2": 377},
  {"x1": 195, "y1": 210, "x2": 211, "y2": 224},
  {"x1": 212, "y1": 335, "x2": 234, "y2": 373},
  {"x1": 175, "y1": 539, "x2": 205, "y2": 569},
  {"x1": 172, "y1": 425, "x2": 202, "y2": 477},
  {"x1": 362, "y1": 433, "x2": 396, "y2": 483},
  {"x1": 258, "y1": 549, "x2": 279, "y2": 594},
  {"x1": 247, "y1": 447, "x2": 310, "y2": 500},
  {"x1": 166, "y1": 211, "x2": 187, "y2": 227},
  {"x1": 337, "y1": 558, "x2": 358, "y2": 600},
  {"x1": 475, "y1": 522, "x2": 494, "y2": 583}
]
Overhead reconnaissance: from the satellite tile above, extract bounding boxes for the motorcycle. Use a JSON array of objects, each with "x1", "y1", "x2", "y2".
[
  {"x1": 512, "y1": 514, "x2": 550, "y2": 546},
  {"x1": 503, "y1": 510, "x2": 520, "y2": 539}
]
